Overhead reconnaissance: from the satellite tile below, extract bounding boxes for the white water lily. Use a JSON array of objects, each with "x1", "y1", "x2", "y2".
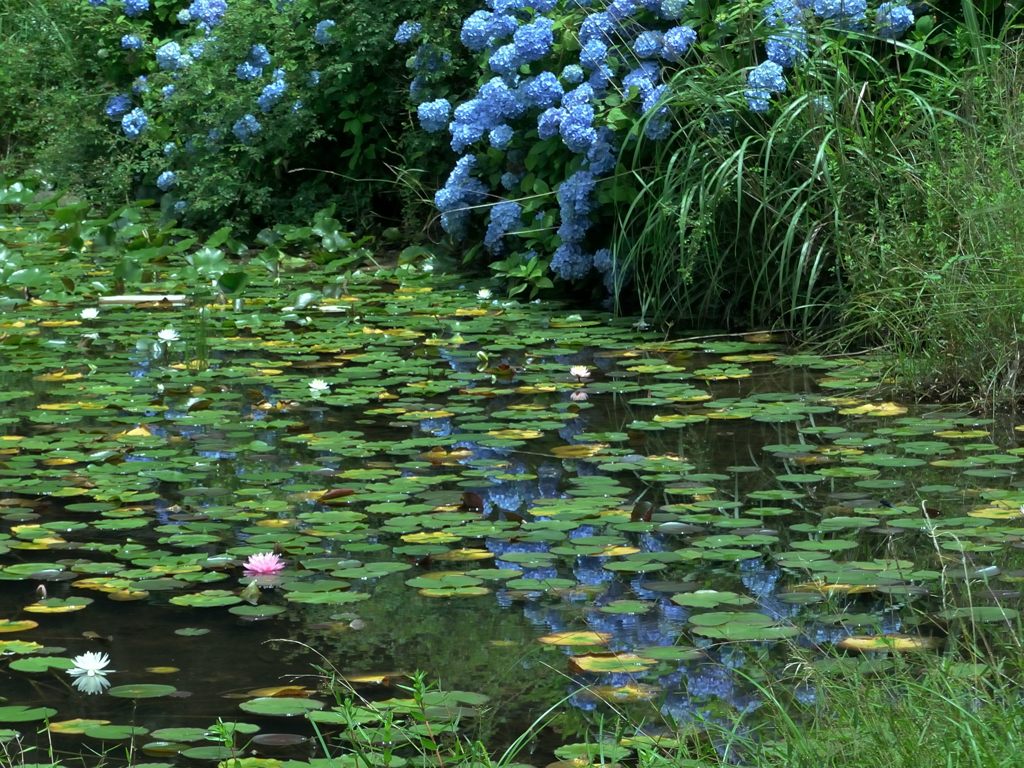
[
  {"x1": 308, "y1": 378, "x2": 330, "y2": 394},
  {"x1": 569, "y1": 365, "x2": 591, "y2": 381},
  {"x1": 157, "y1": 328, "x2": 180, "y2": 343},
  {"x1": 80, "y1": 308, "x2": 99, "y2": 320},
  {"x1": 66, "y1": 651, "x2": 114, "y2": 695},
  {"x1": 476, "y1": 288, "x2": 492, "y2": 300}
]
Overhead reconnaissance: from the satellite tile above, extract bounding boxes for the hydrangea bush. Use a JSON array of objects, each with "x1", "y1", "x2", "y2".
[
  {"x1": 78, "y1": 0, "x2": 476, "y2": 228},
  {"x1": 398, "y1": 0, "x2": 918, "y2": 297}
]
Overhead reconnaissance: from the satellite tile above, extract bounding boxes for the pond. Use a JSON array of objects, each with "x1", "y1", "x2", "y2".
[{"x1": 1, "y1": 201, "x2": 1022, "y2": 767}]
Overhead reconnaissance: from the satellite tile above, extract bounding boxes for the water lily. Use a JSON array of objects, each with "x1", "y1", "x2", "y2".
[
  {"x1": 243, "y1": 551, "x2": 285, "y2": 575},
  {"x1": 157, "y1": 327, "x2": 180, "y2": 342},
  {"x1": 67, "y1": 651, "x2": 113, "y2": 695},
  {"x1": 308, "y1": 378, "x2": 330, "y2": 395},
  {"x1": 570, "y1": 390, "x2": 589, "y2": 402},
  {"x1": 80, "y1": 308, "x2": 99, "y2": 320},
  {"x1": 569, "y1": 365, "x2": 591, "y2": 381},
  {"x1": 476, "y1": 288, "x2": 492, "y2": 300}
]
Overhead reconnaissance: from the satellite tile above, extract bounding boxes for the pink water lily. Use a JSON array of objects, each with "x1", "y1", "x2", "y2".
[{"x1": 243, "y1": 551, "x2": 285, "y2": 575}]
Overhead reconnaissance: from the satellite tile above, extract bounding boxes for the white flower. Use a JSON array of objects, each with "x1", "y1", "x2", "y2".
[
  {"x1": 67, "y1": 651, "x2": 114, "y2": 695},
  {"x1": 157, "y1": 328, "x2": 180, "y2": 342},
  {"x1": 308, "y1": 378, "x2": 330, "y2": 394},
  {"x1": 569, "y1": 365, "x2": 591, "y2": 380},
  {"x1": 80, "y1": 308, "x2": 100, "y2": 320},
  {"x1": 476, "y1": 288, "x2": 492, "y2": 300},
  {"x1": 570, "y1": 390, "x2": 589, "y2": 402}
]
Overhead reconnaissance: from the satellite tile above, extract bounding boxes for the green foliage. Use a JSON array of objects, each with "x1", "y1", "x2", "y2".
[{"x1": 836, "y1": 40, "x2": 1024, "y2": 402}]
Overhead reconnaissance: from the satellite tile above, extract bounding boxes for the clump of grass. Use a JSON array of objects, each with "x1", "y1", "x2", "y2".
[{"x1": 835, "y1": 40, "x2": 1024, "y2": 405}]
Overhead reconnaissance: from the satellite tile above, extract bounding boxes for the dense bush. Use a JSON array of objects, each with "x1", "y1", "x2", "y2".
[
  {"x1": 1, "y1": 0, "x2": 476, "y2": 230},
  {"x1": 393, "y1": 0, "x2": 937, "y2": 313}
]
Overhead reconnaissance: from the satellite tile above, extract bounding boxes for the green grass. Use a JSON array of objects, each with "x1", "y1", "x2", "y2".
[{"x1": 833, "y1": 38, "x2": 1024, "y2": 404}]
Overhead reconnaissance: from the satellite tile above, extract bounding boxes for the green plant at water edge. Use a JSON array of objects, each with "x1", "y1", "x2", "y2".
[{"x1": 836, "y1": 38, "x2": 1024, "y2": 403}]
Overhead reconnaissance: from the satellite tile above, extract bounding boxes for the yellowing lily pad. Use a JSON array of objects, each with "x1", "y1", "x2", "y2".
[{"x1": 537, "y1": 631, "x2": 611, "y2": 646}]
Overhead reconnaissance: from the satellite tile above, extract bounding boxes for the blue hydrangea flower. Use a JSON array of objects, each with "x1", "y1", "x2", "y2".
[
  {"x1": 587, "y1": 64, "x2": 614, "y2": 94},
  {"x1": 435, "y1": 155, "x2": 488, "y2": 239},
  {"x1": 187, "y1": 0, "x2": 227, "y2": 27},
  {"x1": 488, "y1": 43, "x2": 521, "y2": 76},
  {"x1": 662, "y1": 26, "x2": 696, "y2": 60},
  {"x1": 875, "y1": 2, "x2": 914, "y2": 38},
  {"x1": 461, "y1": 11, "x2": 494, "y2": 51},
  {"x1": 813, "y1": 0, "x2": 866, "y2": 20},
  {"x1": 249, "y1": 44, "x2": 271, "y2": 67},
  {"x1": 89, "y1": 0, "x2": 106, "y2": 6},
  {"x1": 188, "y1": 41, "x2": 205, "y2": 59},
  {"x1": 131, "y1": 75, "x2": 148, "y2": 94},
  {"x1": 394, "y1": 20, "x2": 422, "y2": 43},
  {"x1": 121, "y1": 107, "x2": 148, "y2": 139},
  {"x1": 236, "y1": 62, "x2": 261, "y2": 81},
  {"x1": 512, "y1": 16, "x2": 553, "y2": 62},
  {"x1": 163, "y1": 142, "x2": 176, "y2": 156},
  {"x1": 500, "y1": 171, "x2": 523, "y2": 190},
  {"x1": 314, "y1": 19, "x2": 336, "y2": 44},
  {"x1": 623, "y1": 63, "x2": 660, "y2": 99},
  {"x1": 745, "y1": 61, "x2": 786, "y2": 111},
  {"x1": 521, "y1": 72, "x2": 563, "y2": 109},
  {"x1": 161, "y1": 84, "x2": 175, "y2": 99},
  {"x1": 489, "y1": 124, "x2": 514, "y2": 149},
  {"x1": 551, "y1": 243, "x2": 593, "y2": 280},
  {"x1": 177, "y1": 9, "x2": 192, "y2": 22},
  {"x1": 156, "y1": 41, "x2": 189, "y2": 71},
  {"x1": 560, "y1": 103, "x2": 598, "y2": 153},
  {"x1": 659, "y1": 0, "x2": 688, "y2": 18},
  {"x1": 122, "y1": 0, "x2": 149, "y2": 17},
  {"x1": 579, "y1": 12, "x2": 615, "y2": 44},
  {"x1": 633, "y1": 31, "x2": 664, "y2": 58},
  {"x1": 156, "y1": 171, "x2": 177, "y2": 191},
  {"x1": 748, "y1": 60, "x2": 787, "y2": 93},
  {"x1": 537, "y1": 107, "x2": 564, "y2": 139},
  {"x1": 557, "y1": 169, "x2": 598, "y2": 244},
  {"x1": 484, "y1": 200, "x2": 521, "y2": 252},
  {"x1": 121, "y1": 34, "x2": 142, "y2": 50},
  {"x1": 608, "y1": 0, "x2": 638, "y2": 19},
  {"x1": 561, "y1": 64, "x2": 584, "y2": 84},
  {"x1": 764, "y1": 0, "x2": 803, "y2": 25},
  {"x1": 580, "y1": 39, "x2": 608, "y2": 71},
  {"x1": 308, "y1": 70, "x2": 321, "y2": 86},
  {"x1": 233, "y1": 113, "x2": 261, "y2": 142},
  {"x1": 104, "y1": 93, "x2": 132, "y2": 120},
  {"x1": 417, "y1": 98, "x2": 451, "y2": 133},
  {"x1": 562, "y1": 83, "x2": 595, "y2": 109},
  {"x1": 765, "y1": 25, "x2": 807, "y2": 67},
  {"x1": 173, "y1": 200, "x2": 188, "y2": 214},
  {"x1": 586, "y1": 129, "x2": 617, "y2": 175},
  {"x1": 258, "y1": 76, "x2": 287, "y2": 112}
]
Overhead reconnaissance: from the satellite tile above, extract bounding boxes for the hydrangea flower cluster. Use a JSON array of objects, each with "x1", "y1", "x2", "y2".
[
  {"x1": 236, "y1": 44, "x2": 271, "y2": 81},
  {"x1": 876, "y1": 1, "x2": 915, "y2": 38},
  {"x1": 122, "y1": 0, "x2": 149, "y2": 17},
  {"x1": 185, "y1": 0, "x2": 228, "y2": 30},
  {"x1": 121, "y1": 107, "x2": 148, "y2": 139},
  {"x1": 121, "y1": 34, "x2": 143, "y2": 50},
  {"x1": 258, "y1": 69, "x2": 288, "y2": 112},
  {"x1": 156, "y1": 171, "x2": 177, "y2": 191},
  {"x1": 104, "y1": 94, "x2": 133, "y2": 120},
  {"x1": 232, "y1": 113, "x2": 261, "y2": 143},
  {"x1": 394, "y1": 21, "x2": 422, "y2": 44},
  {"x1": 156, "y1": 42, "x2": 190, "y2": 72},
  {"x1": 314, "y1": 20, "x2": 336, "y2": 45}
]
